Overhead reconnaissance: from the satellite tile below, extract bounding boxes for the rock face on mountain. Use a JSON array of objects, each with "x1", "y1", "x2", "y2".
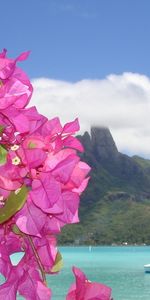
[
  {"x1": 91, "y1": 127, "x2": 119, "y2": 161},
  {"x1": 78, "y1": 127, "x2": 150, "y2": 203}
]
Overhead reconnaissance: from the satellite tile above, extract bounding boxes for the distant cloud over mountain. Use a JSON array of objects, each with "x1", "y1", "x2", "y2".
[{"x1": 31, "y1": 73, "x2": 150, "y2": 158}]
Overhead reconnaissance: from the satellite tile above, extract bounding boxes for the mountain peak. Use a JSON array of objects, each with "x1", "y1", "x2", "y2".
[{"x1": 90, "y1": 126, "x2": 119, "y2": 161}]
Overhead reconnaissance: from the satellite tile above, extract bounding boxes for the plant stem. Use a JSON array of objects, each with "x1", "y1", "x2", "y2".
[{"x1": 27, "y1": 235, "x2": 47, "y2": 285}]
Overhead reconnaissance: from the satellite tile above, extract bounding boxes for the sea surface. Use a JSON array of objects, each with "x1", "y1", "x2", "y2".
[{"x1": 1, "y1": 246, "x2": 150, "y2": 299}]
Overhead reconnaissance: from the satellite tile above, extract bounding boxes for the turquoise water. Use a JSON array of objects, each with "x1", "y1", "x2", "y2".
[
  {"x1": 49, "y1": 246, "x2": 150, "y2": 300},
  {"x1": 1, "y1": 246, "x2": 150, "y2": 299}
]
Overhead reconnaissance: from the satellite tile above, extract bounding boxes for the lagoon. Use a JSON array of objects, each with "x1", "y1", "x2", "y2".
[
  {"x1": 49, "y1": 246, "x2": 150, "y2": 300},
  {"x1": 1, "y1": 246, "x2": 150, "y2": 299}
]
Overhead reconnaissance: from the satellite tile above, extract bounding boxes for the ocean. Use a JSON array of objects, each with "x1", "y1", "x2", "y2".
[
  {"x1": 1, "y1": 246, "x2": 150, "y2": 299},
  {"x1": 50, "y1": 246, "x2": 150, "y2": 300}
]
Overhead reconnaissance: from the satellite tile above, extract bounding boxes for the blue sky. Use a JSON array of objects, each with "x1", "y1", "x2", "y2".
[
  {"x1": 1, "y1": 0, "x2": 150, "y2": 81},
  {"x1": 1, "y1": 0, "x2": 150, "y2": 157}
]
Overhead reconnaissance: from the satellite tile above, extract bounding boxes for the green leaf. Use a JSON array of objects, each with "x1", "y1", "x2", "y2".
[
  {"x1": 0, "y1": 125, "x2": 4, "y2": 134},
  {"x1": 0, "y1": 144, "x2": 7, "y2": 165},
  {"x1": 0, "y1": 185, "x2": 28, "y2": 224},
  {"x1": 12, "y1": 224, "x2": 24, "y2": 236},
  {"x1": 51, "y1": 251, "x2": 63, "y2": 273}
]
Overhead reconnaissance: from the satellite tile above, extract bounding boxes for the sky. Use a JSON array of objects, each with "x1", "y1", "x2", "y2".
[{"x1": 1, "y1": 0, "x2": 150, "y2": 158}]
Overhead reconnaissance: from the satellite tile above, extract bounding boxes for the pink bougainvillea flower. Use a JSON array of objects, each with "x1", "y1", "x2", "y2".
[
  {"x1": 0, "y1": 157, "x2": 24, "y2": 192},
  {"x1": 70, "y1": 162, "x2": 91, "y2": 188},
  {"x1": 2, "y1": 106, "x2": 30, "y2": 133},
  {"x1": 43, "y1": 148, "x2": 77, "y2": 172},
  {"x1": 51, "y1": 154, "x2": 80, "y2": 184},
  {"x1": 18, "y1": 268, "x2": 52, "y2": 300},
  {"x1": 0, "y1": 49, "x2": 32, "y2": 110},
  {"x1": 18, "y1": 146, "x2": 47, "y2": 169},
  {"x1": 33, "y1": 235, "x2": 57, "y2": 274},
  {"x1": 41, "y1": 191, "x2": 80, "y2": 235},
  {"x1": 56, "y1": 191, "x2": 80, "y2": 225},
  {"x1": 41, "y1": 117, "x2": 63, "y2": 137},
  {"x1": 15, "y1": 195, "x2": 46, "y2": 237},
  {"x1": 43, "y1": 215, "x2": 61, "y2": 234},
  {"x1": 41, "y1": 118, "x2": 82, "y2": 153},
  {"x1": 0, "y1": 265, "x2": 51, "y2": 300},
  {"x1": 62, "y1": 118, "x2": 80, "y2": 135},
  {"x1": 0, "y1": 228, "x2": 55, "y2": 299},
  {"x1": 0, "y1": 107, "x2": 28, "y2": 137},
  {"x1": 66, "y1": 267, "x2": 112, "y2": 300},
  {"x1": 0, "y1": 174, "x2": 21, "y2": 191},
  {"x1": 0, "y1": 269, "x2": 21, "y2": 300},
  {"x1": 30, "y1": 172, "x2": 62, "y2": 214},
  {"x1": 72, "y1": 176, "x2": 90, "y2": 195},
  {"x1": 0, "y1": 243, "x2": 12, "y2": 278},
  {"x1": 63, "y1": 135, "x2": 84, "y2": 152},
  {"x1": 0, "y1": 48, "x2": 7, "y2": 58},
  {"x1": 0, "y1": 230, "x2": 25, "y2": 286},
  {"x1": 0, "y1": 49, "x2": 30, "y2": 79},
  {"x1": 21, "y1": 106, "x2": 47, "y2": 135},
  {"x1": 22, "y1": 135, "x2": 46, "y2": 149}
]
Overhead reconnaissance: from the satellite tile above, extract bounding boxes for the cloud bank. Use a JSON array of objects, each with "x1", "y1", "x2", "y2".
[{"x1": 31, "y1": 73, "x2": 150, "y2": 158}]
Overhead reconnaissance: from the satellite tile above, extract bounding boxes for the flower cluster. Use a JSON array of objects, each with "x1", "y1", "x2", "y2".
[{"x1": 0, "y1": 50, "x2": 112, "y2": 299}]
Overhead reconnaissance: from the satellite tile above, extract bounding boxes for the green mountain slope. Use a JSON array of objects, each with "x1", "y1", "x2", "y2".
[{"x1": 59, "y1": 127, "x2": 150, "y2": 245}]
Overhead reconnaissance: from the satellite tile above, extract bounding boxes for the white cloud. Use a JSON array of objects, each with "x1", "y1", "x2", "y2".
[{"x1": 30, "y1": 73, "x2": 150, "y2": 158}]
